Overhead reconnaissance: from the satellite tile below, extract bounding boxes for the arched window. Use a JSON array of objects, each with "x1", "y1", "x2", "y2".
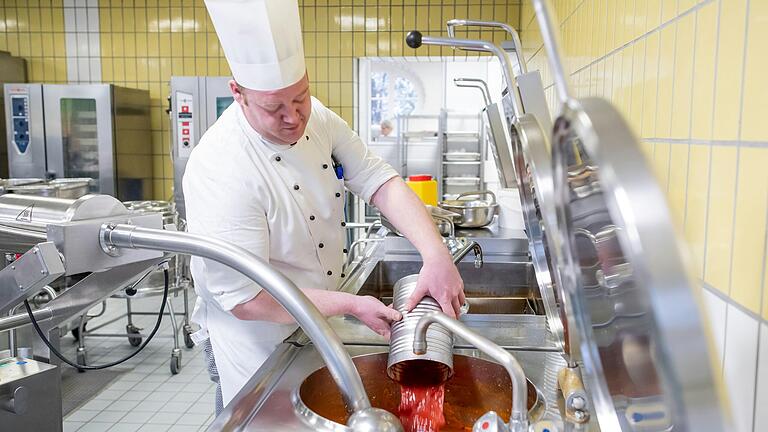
[{"x1": 370, "y1": 71, "x2": 420, "y2": 127}]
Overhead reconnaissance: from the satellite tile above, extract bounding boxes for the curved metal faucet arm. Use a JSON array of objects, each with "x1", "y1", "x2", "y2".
[
  {"x1": 100, "y1": 224, "x2": 372, "y2": 414},
  {"x1": 413, "y1": 311, "x2": 527, "y2": 431},
  {"x1": 531, "y1": 0, "x2": 573, "y2": 104},
  {"x1": 445, "y1": 19, "x2": 527, "y2": 73},
  {"x1": 406, "y1": 32, "x2": 523, "y2": 118},
  {"x1": 453, "y1": 78, "x2": 491, "y2": 106}
]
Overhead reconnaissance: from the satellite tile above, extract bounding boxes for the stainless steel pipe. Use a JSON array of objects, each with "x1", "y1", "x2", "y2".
[
  {"x1": 446, "y1": 19, "x2": 528, "y2": 73},
  {"x1": 454, "y1": 78, "x2": 491, "y2": 106},
  {"x1": 0, "y1": 307, "x2": 53, "y2": 333},
  {"x1": 99, "y1": 223, "x2": 398, "y2": 429},
  {"x1": 406, "y1": 32, "x2": 524, "y2": 119},
  {"x1": 531, "y1": 0, "x2": 573, "y2": 104},
  {"x1": 413, "y1": 311, "x2": 529, "y2": 432}
]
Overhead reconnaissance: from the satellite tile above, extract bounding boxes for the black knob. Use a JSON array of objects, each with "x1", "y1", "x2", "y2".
[{"x1": 406, "y1": 31, "x2": 422, "y2": 49}]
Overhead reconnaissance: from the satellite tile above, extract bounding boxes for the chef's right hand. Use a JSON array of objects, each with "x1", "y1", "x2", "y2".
[{"x1": 352, "y1": 296, "x2": 402, "y2": 339}]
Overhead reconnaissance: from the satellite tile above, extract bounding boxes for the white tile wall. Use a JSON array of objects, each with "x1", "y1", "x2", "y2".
[
  {"x1": 702, "y1": 288, "x2": 728, "y2": 372},
  {"x1": 77, "y1": 58, "x2": 90, "y2": 83},
  {"x1": 66, "y1": 56, "x2": 79, "y2": 83},
  {"x1": 88, "y1": 33, "x2": 100, "y2": 52},
  {"x1": 64, "y1": 3, "x2": 101, "y2": 83},
  {"x1": 722, "y1": 304, "x2": 760, "y2": 432},
  {"x1": 87, "y1": 8, "x2": 99, "y2": 32},
  {"x1": 75, "y1": 8, "x2": 87, "y2": 30},
  {"x1": 89, "y1": 58, "x2": 101, "y2": 83},
  {"x1": 754, "y1": 324, "x2": 768, "y2": 432},
  {"x1": 64, "y1": 8, "x2": 76, "y2": 30},
  {"x1": 76, "y1": 33, "x2": 89, "y2": 57}
]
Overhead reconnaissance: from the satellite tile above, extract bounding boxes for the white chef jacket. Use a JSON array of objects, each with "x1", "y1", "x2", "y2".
[{"x1": 183, "y1": 97, "x2": 398, "y2": 406}]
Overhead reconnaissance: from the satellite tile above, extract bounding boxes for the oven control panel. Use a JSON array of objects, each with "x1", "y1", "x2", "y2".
[
  {"x1": 10, "y1": 94, "x2": 30, "y2": 154},
  {"x1": 175, "y1": 91, "x2": 194, "y2": 158}
]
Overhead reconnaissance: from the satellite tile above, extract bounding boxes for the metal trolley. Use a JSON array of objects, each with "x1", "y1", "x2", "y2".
[{"x1": 74, "y1": 201, "x2": 195, "y2": 374}]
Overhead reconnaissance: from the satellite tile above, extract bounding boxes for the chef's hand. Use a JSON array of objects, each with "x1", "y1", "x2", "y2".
[
  {"x1": 407, "y1": 255, "x2": 465, "y2": 318},
  {"x1": 352, "y1": 296, "x2": 402, "y2": 339}
]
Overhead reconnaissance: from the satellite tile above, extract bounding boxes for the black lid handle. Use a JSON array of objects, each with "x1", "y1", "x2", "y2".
[{"x1": 406, "y1": 31, "x2": 422, "y2": 49}]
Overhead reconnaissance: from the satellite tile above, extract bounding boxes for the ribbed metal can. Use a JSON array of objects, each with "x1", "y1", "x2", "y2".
[{"x1": 387, "y1": 274, "x2": 454, "y2": 384}]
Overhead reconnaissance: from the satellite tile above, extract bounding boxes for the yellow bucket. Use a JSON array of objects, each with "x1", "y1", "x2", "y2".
[{"x1": 406, "y1": 175, "x2": 438, "y2": 206}]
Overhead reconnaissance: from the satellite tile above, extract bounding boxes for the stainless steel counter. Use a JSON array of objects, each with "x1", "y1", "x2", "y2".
[{"x1": 383, "y1": 222, "x2": 531, "y2": 263}]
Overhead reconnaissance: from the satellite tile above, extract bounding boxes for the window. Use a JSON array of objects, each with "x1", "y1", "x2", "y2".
[
  {"x1": 370, "y1": 72, "x2": 420, "y2": 128},
  {"x1": 370, "y1": 72, "x2": 389, "y2": 125}
]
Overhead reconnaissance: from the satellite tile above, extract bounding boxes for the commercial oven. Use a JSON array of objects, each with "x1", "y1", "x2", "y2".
[
  {"x1": 3, "y1": 83, "x2": 152, "y2": 200},
  {"x1": 169, "y1": 76, "x2": 234, "y2": 220}
]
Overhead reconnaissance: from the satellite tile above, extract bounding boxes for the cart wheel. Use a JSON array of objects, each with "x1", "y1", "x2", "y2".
[
  {"x1": 183, "y1": 325, "x2": 195, "y2": 349},
  {"x1": 170, "y1": 351, "x2": 182, "y2": 375},
  {"x1": 76, "y1": 349, "x2": 87, "y2": 373},
  {"x1": 127, "y1": 324, "x2": 142, "y2": 347}
]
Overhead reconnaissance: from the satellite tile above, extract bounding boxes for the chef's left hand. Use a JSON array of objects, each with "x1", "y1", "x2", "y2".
[{"x1": 406, "y1": 254, "x2": 465, "y2": 318}]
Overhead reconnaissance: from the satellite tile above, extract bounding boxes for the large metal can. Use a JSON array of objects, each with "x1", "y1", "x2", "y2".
[{"x1": 387, "y1": 274, "x2": 454, "y2": 384}]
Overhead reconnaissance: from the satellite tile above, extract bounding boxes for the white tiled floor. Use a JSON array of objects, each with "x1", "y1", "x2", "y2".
[{"x1": 61, "y1": 292, "x2": 216, "y2": 432}]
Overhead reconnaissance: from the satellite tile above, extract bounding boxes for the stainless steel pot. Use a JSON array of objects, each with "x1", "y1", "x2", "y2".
[
  {"x1": 6, "y1": 178, "x2": 92, "y2": 199},
  {"x1": 439, "y1": 191, "x2": 499, "y2": 228},
  {"x1": 47, "y1": 178, "x2": 93, "y2": 198},
  {"x1": 124, "y1": 200, "x2": 177, "y2": 226},
  {"x1": 381, "y1": 206, "x2": 461, "y2": 237}
]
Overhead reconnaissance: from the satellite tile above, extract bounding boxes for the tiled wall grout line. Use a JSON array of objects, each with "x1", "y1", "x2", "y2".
[
  {"x1": 706, "y1": 0, "x2": 725, "y2": 376},
  {"x1": 651, "y1": 0, "x2": 663, "y2": 160},
  {"x1": 664, "y1": 5, "x2": 679, "y2": 194},
  {"x1": 723, "y1": 0, "x2": 751, "y2": 304},
  {"x1": 681, "y1": 5, "x2": 700, "y2": 231},
  {"x1": 701, "y1": 0, "x2": 728, "y2": 304},
  {"x1": 702, "y1": 282, "x2": 768, "y2": 328},
  {"x1": 752, "y1": 186, "x2": 768, "y2": 432},
  {"x1": 642, "y1": 138, "x2": 768, "y2": 147}
]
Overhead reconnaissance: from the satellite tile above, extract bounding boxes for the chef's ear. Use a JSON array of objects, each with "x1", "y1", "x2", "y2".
[{"x1": 229, "y1": 79, "x2": 248, "y2": 107}]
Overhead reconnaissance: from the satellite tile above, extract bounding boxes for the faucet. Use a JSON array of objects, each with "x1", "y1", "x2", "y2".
[
  {"x1": 450, "y1": 238, "x2": 483, "y2": 269},
  {"x1": 413, "y1": 311, "x2": 528, "y2": 432}
]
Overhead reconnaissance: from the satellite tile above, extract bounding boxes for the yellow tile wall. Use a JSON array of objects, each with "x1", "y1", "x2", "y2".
[
  {"x1": 93, "y1": 0, "x2": 521, "y2": 200},
  {"x1": 521, "y1": 0, "x2": 768, "y2": 316},
  {"x1": 0, "y1": 1, "x2": 68, "y2": 83}
]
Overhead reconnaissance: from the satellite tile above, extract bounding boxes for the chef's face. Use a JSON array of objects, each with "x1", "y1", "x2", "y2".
[{"x1": 230, "y1": 73, "x2": 312, "y2": 145}]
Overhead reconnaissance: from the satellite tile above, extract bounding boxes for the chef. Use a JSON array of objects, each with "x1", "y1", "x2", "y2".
[{"x1": 185, "y1": 0, "x2": 465, "y2": 411}]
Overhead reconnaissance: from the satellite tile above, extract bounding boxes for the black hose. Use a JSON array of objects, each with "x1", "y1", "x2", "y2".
[{"x1": 23, "y1": 268, "x2": 170, "y2": 371}]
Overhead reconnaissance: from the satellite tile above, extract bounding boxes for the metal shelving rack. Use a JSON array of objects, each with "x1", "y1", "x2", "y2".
[
  {"x1": 439, "y1": 111, "x2": 485, "y2": 199},
  {"x1": 396, "y1": 113, "x2": 441, "y2": 179},
  {"x1": 364, "y1": 113, "x2": 441, "y2": 222}
]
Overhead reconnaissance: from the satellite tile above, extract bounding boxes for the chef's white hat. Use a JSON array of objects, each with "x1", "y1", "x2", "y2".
[{"x1": 205, "y1": 0, "x2": 306, "y2": 91}]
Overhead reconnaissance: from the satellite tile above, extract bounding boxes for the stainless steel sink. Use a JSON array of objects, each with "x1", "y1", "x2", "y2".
[{"x1": 357, "y1": 260, "x2": 543, "y2": 315}]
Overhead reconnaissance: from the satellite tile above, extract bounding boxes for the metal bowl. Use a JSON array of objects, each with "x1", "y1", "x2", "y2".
[
  {"x1": 293, "y1": 352, "x2": 545, "y2": 431},
  {"x1": 439, "y1": 191, "x2": 499, "y2": 228}
]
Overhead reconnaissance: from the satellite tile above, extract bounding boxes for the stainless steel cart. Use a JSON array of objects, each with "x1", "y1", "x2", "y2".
[{"x1": 73, "y1": 201, "x2": 195, "y2": 374}]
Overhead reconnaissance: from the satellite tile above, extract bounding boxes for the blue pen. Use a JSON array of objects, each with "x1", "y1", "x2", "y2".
[{"x1": 332, "y1": 156, "x2": 344, "y2": 180}]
